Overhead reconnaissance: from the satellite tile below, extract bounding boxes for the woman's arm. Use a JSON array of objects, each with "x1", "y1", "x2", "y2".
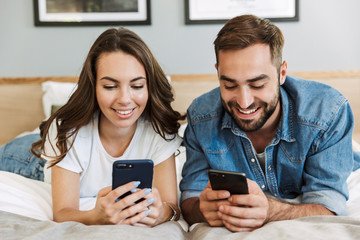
[
  {"x1": 153, "y1": 154, "x2": 180, "y2": 221},
  {"x1": 51, "y1": 165, "x2": 94, "y2": 223},
  {"x1": 51, "y1": 165, "x2": 153, "y2": 225},
  {"x1": 138, "y1": 154, "x2": 180, "y2": 226}
]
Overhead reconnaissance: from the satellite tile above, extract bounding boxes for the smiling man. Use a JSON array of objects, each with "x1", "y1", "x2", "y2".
[{"x1": 180, "y1": 15, "x2": 357, "y2": 232}]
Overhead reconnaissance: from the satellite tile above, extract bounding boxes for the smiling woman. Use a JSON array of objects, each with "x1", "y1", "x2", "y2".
[
  {"x1": 96, "y1": 52, "x2": 148, "y2": 134},
  {"x1": 0, "y1": 27, "x2": 183, "y2": 227}
]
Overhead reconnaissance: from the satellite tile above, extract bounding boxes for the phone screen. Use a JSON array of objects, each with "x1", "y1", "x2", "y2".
[{"x1": 208, "y1": 169, "x2": 248, "y2": 195}]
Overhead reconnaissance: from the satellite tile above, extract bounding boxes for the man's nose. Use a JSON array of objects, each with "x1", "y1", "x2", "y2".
[{"x1": 237, "y1": 87, "x2": 254, "y2": 109}]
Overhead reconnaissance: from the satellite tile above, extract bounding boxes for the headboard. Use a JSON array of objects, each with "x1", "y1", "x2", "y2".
[{"x1": 0, "y1": 71, "x2": 359, "y2": 145}]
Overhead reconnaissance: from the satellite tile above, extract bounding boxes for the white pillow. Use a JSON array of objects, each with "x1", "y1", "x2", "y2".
[{"x1": 41, "y1": 81, "x2": 77, "y2": 119}]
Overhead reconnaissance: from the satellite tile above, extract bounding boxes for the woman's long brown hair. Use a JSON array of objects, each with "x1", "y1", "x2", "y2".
[{"x1": 31, "y1": 27, "x2": 184, "y2": 167}]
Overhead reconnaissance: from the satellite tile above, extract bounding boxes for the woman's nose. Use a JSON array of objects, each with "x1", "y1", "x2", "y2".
[{"x1": 117, "y1": 88, "x2": 131, "y2": 105}]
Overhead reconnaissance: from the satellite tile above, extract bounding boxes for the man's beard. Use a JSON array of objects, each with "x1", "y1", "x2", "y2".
[{"x1": 222, "y1": 87, "x2": 281, "y2": 132}]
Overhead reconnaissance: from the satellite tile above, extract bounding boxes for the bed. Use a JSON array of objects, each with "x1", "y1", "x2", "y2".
[{"x1": 1, "y1": 72, "x2": 360, "y2": 239}]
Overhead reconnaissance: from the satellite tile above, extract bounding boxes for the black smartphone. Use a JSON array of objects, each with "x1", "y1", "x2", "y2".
[
  {"x1": 208, "y1": 169, "x2": 249, "y2": 195},
  {"x1": 112, "y1": 159, "x2": 154, "y2": 201}
]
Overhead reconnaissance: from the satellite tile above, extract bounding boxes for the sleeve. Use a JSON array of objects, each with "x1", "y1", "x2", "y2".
[
  {"x1": 301, "y1": 100, "x2": 354, "y2": 216},
  {"x1": 179, "y1": 109, "x2": 211, "y2": 203},
  {"x1": 42, "y1": 120, "x2": 83, "y2": 174},
  {"x1": 42, "y1": 120, "x2": 61, "y2": 161},
  {"x1": 149, "y1": 129, "x2": 182, "y2": 166}
]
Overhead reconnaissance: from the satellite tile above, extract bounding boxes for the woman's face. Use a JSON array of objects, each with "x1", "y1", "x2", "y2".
[{"x1": 96, "y1": 51, "x2": 148, "y2": 132}]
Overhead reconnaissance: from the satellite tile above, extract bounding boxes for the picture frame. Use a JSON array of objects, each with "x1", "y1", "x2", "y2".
[
  {"x1": 185, "y1": 0, "x2": 299, "y2": 24},
  {"x1": 33, "y1": 0, "x2": 151, "y2": 26}
]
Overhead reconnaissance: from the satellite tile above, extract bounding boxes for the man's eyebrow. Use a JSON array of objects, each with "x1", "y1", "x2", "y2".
[
  {"x1": 247, "y1": 74, "x2": 269, "y2": 83},
  {"x1": 219, "y1": 74, "x2": 269, "y2": 83},
  {"x1": 219, "y1": 75, "x2": 237, "y2": 83},
  {"x1": 100, "y1": 76, "x2": 146, "y2": 83}
]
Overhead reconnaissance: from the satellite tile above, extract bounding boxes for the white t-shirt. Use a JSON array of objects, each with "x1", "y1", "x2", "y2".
[{"x1": 42, "y1": 112, "x2": 182, "y2": 198}]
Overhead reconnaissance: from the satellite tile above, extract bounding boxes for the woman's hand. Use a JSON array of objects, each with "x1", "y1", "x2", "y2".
[
  {"x1": 134, "y1": 187, "x2": 172, "y2": 227},
  {"x1": 92, "y1": 181, "x2": 153, "y2": 225}
]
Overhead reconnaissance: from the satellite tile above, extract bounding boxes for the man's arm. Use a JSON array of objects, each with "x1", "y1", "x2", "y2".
[
  {"x1": 266, "y1": 197, "x2": 334, "y2": 221},
  {"x1": 181, "y1": 182, "x2": 232, "y2": 226},
  {"x1": 217, "y1": 179, "x2": 335, "y2": 232},
  {"x1": 181, "y1": 197, "x2": 204, "y2": 225},
  {"x1": 218, "y1": 195, "x2": 334, "y2": 232}
]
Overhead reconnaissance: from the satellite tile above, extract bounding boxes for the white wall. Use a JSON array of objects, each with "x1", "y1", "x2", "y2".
[{"x1": 0, "y1": 0, "x2": 359, "y2": 77}]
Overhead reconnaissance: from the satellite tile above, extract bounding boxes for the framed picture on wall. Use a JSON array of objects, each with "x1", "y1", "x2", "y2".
[
  {"x1": 33, "y1": 0, "x2": 151, "y2": 26},
  {"x1": 185, "y1": 0, "x2": 299, "y2": 24}
]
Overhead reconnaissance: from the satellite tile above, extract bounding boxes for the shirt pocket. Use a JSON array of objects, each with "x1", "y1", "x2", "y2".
[
  {"x1": 202, "y1": 138, "x2": 235, "y2": 154},
  {"x1": 277, "y1": 142, "x2": 307, "y2": 198},
  {"x1": 279, "y1": 142, "x2": 307, "y2": 163},
  {"x1": 202, "y1": 138, "x2": 243, "y2": 171}
]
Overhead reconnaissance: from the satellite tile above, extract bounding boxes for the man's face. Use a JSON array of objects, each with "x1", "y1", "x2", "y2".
[{"x1": 216, "y1": 44, "x2": 286, "y2": 132}]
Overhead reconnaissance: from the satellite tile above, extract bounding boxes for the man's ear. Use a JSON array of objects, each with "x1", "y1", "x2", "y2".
[
  {"x1": 215, "y1": 63, "x2": 218, "y2": 70},
  {"x1": 279, "y1": 61, "x2": 287, "y2": 85}
]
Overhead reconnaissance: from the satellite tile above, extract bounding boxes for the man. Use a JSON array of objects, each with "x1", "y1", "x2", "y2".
[{"x1": 180, "y1": 14, "x2": 358, "y2": 232}]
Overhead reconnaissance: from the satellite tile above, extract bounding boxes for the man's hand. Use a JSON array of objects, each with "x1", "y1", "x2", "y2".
[
  {"x1": 198, "y1": 181, "x2": 233, "y2": 226},
  {"x1": 183, "y1": 178, "x2": 334, "y2": 232},
  {"x1": 216, "y1": 178, "x2": 334, "y2": 232},
  {"x1": 216, "y1": 179, "x2": 269, "y2": 232}
]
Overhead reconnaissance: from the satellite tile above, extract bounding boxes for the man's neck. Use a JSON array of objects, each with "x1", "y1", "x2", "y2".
[
  {"x1": 246, "y1": 128, "x2": 277, "y2": 153},
  {"x1": 245, "y1": 104, "x2": 282, "y2": 153}
]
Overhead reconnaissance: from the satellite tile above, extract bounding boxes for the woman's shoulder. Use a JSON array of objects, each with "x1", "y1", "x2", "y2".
[
  {"x1": 76, "y1": 112, "x2": 99, "y2": 139},
  {"x1": 132, "y1": 118, "x2": 182, "y2": 165},
  {"x1": 137, "y1": 117, "x2": 181, "y2": 143}
]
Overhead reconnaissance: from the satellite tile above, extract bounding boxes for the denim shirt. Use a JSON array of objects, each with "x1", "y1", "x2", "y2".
[{"x1": 180, "y1": 75, "x2": 355, "y2": 216}]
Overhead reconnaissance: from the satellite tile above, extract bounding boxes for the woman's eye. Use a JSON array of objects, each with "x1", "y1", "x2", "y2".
[
  {"x1": 103, "y1": 85, "x2": 116, "y2": 89},
  {"x1": 132, "y1": 85, "x2": 144, "y2": 89}
]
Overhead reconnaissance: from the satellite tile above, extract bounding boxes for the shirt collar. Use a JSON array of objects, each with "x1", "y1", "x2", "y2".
[{"x1": 278, "y1": 87, "x2": 296, "y2": 142}]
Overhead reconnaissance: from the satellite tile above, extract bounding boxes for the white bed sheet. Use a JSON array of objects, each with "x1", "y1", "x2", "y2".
[
  {"x1": 0, "y1": 126, "x2": 359, "y2": 228},
  {"x1": 0, "y1": 163, "x2": 360, "y2": 226}
]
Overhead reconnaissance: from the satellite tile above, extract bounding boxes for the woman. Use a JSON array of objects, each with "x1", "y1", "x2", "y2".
[{"x1": 2, "y1": 27, "x2": 183, "y2": 226}]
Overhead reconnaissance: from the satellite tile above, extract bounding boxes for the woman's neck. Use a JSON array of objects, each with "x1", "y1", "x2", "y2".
[{"x1": 98, "y1": 114, "x2": 137, "y2": 158}]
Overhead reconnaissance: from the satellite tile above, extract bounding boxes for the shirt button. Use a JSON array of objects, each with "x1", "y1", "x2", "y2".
[
  {"x1": 268, "y1": 166, "x2": 272, "y2": 170},
  {"x1": 251, "y1": 158, "x2": 255, "y2": 163},
  {"x1": 261, "y1": 185, "x2": 265, "y2": 189}
]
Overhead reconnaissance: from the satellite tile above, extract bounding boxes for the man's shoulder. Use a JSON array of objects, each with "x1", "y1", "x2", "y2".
[
  {"x1": 187, "y1": 87, "x2": 223, "y2": 123},
  {"x1": 284, "y1": 75, "x2": 345, "y2": 101},
  {"x1": 284, "y1": 75, "x2": 349, "y2": 127}
]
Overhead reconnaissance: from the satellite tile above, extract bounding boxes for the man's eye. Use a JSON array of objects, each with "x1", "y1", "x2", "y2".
[
  {"x1": 224, "y1": 85, "x2": 236, "y2": 90},
  {"x1": 251, "y1": 85, "x2": 264, "y2": 89}
]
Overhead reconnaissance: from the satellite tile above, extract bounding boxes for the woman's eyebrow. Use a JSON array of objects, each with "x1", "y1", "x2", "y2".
[
  {"x1": 100, "y1": 76, "x2": 146, "y2": 83},
  {"x1": 100, "y1": 76, "x2": 119, "y2": 83},
  {"x1": 130, "y1": 76, "x2": 146, "y2": 82}
]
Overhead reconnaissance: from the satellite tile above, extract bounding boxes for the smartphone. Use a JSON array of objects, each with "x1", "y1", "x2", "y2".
[
  {"x1": 208, "y1": 169, "x2": 248, "y2": 195},
  {"x1": 112, "y1": 159, "x2": 154, "y2": 201}
]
